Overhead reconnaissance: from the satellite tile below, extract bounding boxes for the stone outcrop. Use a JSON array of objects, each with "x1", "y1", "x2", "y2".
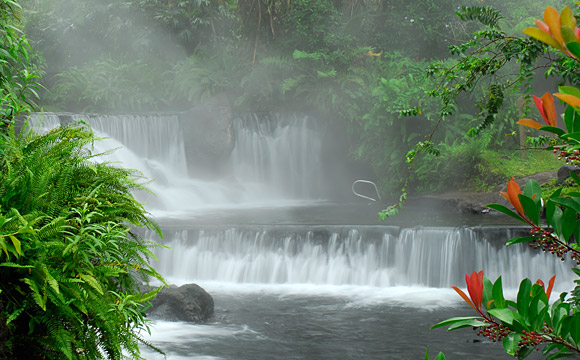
[
  {"x1": 557, "y1": 165, "x2": 580, "y2": 185},
  {"x1": 178, "y1": 94, "x2": 235, "y2": 177},
  {"x1": 146, "y1": 283, "x2": 214, "y2": 323}
]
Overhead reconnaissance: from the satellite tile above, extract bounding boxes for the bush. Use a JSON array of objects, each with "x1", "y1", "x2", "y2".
[{"x1": 0, "y1": 123, "x2": 165, "y2": 359}]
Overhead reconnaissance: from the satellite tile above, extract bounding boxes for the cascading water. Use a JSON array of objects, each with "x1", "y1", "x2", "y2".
[
  {"x1": 229, "y1": 113, "x2": 323, "y2": 199},
  {"x1": 28, "y1": 111, "x2": 566, "y2": 359},
  {"x1": 152, "y1": 225, "x2": 574, "y2": 290},
  {"x1": 29, "y1": 112, "x2": 329, "y2": 216}
]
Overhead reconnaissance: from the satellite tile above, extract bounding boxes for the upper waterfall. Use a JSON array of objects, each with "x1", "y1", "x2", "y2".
[{"x1": 28, "y1": 112, "x2": 346, "y2": 216}]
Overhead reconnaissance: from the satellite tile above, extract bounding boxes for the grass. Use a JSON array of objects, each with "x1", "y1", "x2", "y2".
[
  {"x1": 476, "y1": 148, "x2": 563, "y2": 191},
  {"x1": 413, "y1": 145, "x2": 566, "y2": 194}
]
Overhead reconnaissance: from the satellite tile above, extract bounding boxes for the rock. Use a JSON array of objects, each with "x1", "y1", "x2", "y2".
[
  {"x1": 178, "y1": 94, "x2": 235, "y2": 177},
  {"x1": 557, "y1": 165, "x2": 580, "y2": 185},
  {"x1": 147, "y1": 283, "x2": 214, "y2": 323}
]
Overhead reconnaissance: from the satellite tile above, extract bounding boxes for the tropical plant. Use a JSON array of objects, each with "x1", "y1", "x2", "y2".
[
  {"x1": 432, "y1": 6, "x2": 580, "y2": 358},
  {"x1": 0, "y1": 0, "x2": 41, "y2": 130},
  {"x1": 0, "y1": 122, "x2": 166, "y2": 359}
]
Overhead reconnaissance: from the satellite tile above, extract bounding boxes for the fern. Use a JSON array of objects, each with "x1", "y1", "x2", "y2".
[
  {"x1": 456, "y1": 6, "x2": 504, "y2": 29},
  {"x1": 0, "y1": 123, "x2": 167, "y2": 359}
]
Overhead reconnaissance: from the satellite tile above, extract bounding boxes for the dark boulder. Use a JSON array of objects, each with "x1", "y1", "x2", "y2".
[
  {"x1": 147, "y1": 283, "x2": 214, "y2": 323},
  {"x1": 557, "y1": 165, "x2": 580, "y2": 185}
]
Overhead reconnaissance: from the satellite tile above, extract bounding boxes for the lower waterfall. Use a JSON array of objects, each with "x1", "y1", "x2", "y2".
[{"x1": 152, "y1": 225, "x2": 573, "y2": 290}]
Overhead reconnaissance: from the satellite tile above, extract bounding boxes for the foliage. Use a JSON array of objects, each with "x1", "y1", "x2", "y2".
[
  {"x1": 50, "y1": 59, "x2": 165, "y2": 113},
  {"x1": 0, "y1": 123, "x2": 166, "y2": 359},
  {"x1": 433, "y1": 6, "x2": 580, "y2": 358},
  {"x1": 0, "y1": 0, "x2": 41, "y2": 129}
]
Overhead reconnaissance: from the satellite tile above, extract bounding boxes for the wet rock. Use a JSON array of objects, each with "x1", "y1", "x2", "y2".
[
  {"x1": 179, "y1": 94, "x2": 234, "y2": 177},
  {"x1": 147, "y1": 283, "x2": 214, "y2": 323}
]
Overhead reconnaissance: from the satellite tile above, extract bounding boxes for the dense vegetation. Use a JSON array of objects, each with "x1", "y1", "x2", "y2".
[
  {"x1": 0, "y1": 1, "x2": 165, "y2": 358},
  {"x1": 431, "y1": 6, "x2": 580, "y2": 358},
  {"x1": 19, "y1": 0, "x2": 573, "y2": 196}
]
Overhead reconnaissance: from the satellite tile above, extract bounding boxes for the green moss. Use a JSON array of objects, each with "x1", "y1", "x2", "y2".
[
  {"x1": 413, "y1": 146, "x2": 564, "y2": 194},
  {"x1": 481, "y1": 149, "x2": 561, "y2": 179}
]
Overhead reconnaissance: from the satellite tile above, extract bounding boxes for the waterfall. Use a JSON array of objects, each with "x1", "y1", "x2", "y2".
[
  {"x1": 28, "y1": 112, "x2": 331, "y2": 215},
  {"x1": 230, "y1": 113, "x2": 323, "y2": 199},
  {"x1": 151, "y1": 225, "x2": 574, "y2": 290}
]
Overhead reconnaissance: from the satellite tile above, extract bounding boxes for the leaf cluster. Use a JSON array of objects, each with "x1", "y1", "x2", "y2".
[{"x1": 0, "y1": 123, "x2": 165, "y2": 359}]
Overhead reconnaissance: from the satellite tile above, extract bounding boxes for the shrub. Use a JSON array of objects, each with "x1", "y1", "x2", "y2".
[{"x1": 0, "y1": 123, "x2": 165, "y2": 359}]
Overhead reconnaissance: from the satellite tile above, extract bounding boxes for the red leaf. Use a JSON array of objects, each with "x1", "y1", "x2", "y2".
[
  {"x1": 466, "y1": 271, "x2": 484, "y2": 310},
  {"x1": 452, "y1": 286, "x2": 477, "y2": 312},
  {"x1": 506, "y1": 178, "x2": 525, "y2": 219}
]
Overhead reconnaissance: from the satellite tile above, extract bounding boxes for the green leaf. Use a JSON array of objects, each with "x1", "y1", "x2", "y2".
[
  {"x1": 8, "y1": 235, "x2": 21, "y2": 256},
  {"x1": 559, "y1": 86, "x2": 580, "y2": 99},
  {"x1": 487, "y1": 308, "x2": 520, "y2": 325},
  {"x1": 79, "y1": 274, "x2": 104, "y2": 295},
  {"x1": 523, "y1": 180, "x2": 542, "y2": 205},
  {"x1": 502, "y1": 333, "x2": 521, "y2": 356},
  {"x1": 566, "y1": 41, "x2": 580, "y2": 60},
  {"x1": 431, "y1": 316, "x2": 484, "y2": 330},
  {"x1": 552, "y1": 305, "x2": 569, "y2": 335},
  {"x1": 564, "y1": 105, "x2": 576, "y2": 133},
  {"x1": 434, "y1": 352, "x2": 446, "y2": 360},
  {"x1": 560, "y1": 132, "x2": 580, "y2": 143},
  {"x1": 546, "y1": 195, "x2": 560, "y2": 229},
  {"x1": 551, "y1": 198, "x2": 580, "y2": 217},
  {"x1": 519, "y1": 194, "x2": 540, "y2": 225},
  {"x1": 539, "y1": 126, "x2": 566, "y2": 137},
  {"x1": 486, "y1": 204, "x2": 526, "y2": 223},
  {"x1": 506, "y1": 236, "x2": 536, "y2": 246},
  {"x1": 562, "y1": 208, "x2": 577, "y2": 243},
  {"x1": 570, "y1": 314, "x2": 580, "y2": 346},
  {"x1": 517, "y1": 279, "x2": 532, "y2": 326},
  {"x1": 446, "y1": 319, "x2": 486, "y2": 331},
  {"x1": 492, "y1": 277, "x2": 506, "y2": 309},
  {"x1": 571, "y1": 172, "x2": 580, "y2": 187}
]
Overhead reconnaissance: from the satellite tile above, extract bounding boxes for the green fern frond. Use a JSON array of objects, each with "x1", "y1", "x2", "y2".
[{"x1": 456, "y1": 6, "x2": 503, "y2": 29}]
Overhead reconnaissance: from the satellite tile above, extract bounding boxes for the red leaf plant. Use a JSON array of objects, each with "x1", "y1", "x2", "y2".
[
  {"x1": 452, "y1": 270, "x2": 485, "y2": 316},
  {"x1": 517, "y1": 93, "x2": 558, "y2": 130}
]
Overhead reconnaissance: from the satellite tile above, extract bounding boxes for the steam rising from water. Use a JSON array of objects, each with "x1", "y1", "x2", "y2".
[{"x1": 29, "y1": 112, "x2": 332, "y2": 216}]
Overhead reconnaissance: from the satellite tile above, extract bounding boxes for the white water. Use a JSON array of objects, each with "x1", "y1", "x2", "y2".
[
  {"x1": 29, "y1": 112, "x2": 328, "y2": 216},
  {"x1": 151, "y1": 226, "x2": 574, "y2": 295},
  {"x1": 28, "y1": 112, "x2": 572, "y2": 359}
]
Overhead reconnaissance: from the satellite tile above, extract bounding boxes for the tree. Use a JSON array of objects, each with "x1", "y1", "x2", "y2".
[{"x1": 431, "y1": 6, "x2": 580, "y2": 359}]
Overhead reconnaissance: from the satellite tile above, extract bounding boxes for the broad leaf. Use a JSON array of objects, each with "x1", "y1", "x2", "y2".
[
  {"x1": 431, "y1": 316, "x2": 483, "y2": 330},
  {"x1": 517, "y1": 118, "x2": 542, "y2": 130},
  {"x1": 551, "y1": 197, "x2": 580, "y2": 216},
  {"x1": 506, "y1": 236, "x2": 536, "y2": 246},
  {"x1": 486, "y1": 204, "x2": 526, "y2": 223},
  {"x1": 560, "y1": 132, "x2": 580, "y2": 143},
  {"x1": 564, "y1": 105, "x2": 576, "y2": 133},
  {"x1": 522, "y1": 27, "x2": 565, "y2": 52},
  {"x1": 539, "y1": 125, "x2": 566, "y2": 136},
  {"x1": 492, "y1": 277, "x2": 506, "y2": 309},
  {"x1": 502, "y1": 333, "x2": 521, "y2": 356},
  {"x1": 562, "y1": 207, "x2": 577, "y2": 243},
  {"x1": 566, "y1": 41, "x2": 580, "y2": 60},
  {"x1": 487, "y1": 308, "x2": 521, "y2": 325},
  {"x1": 523, "y1": 180, "x2": 542, "y2": 206},
  {"x1": 519, "y1": 194, "x2": 540, "y2": 225},
  {"x1": 559, "y1": 86, "x2": 580, "y2": 100},
  {"x1": 517, "y1": 279, "x2": 532, "y2": 326}
]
